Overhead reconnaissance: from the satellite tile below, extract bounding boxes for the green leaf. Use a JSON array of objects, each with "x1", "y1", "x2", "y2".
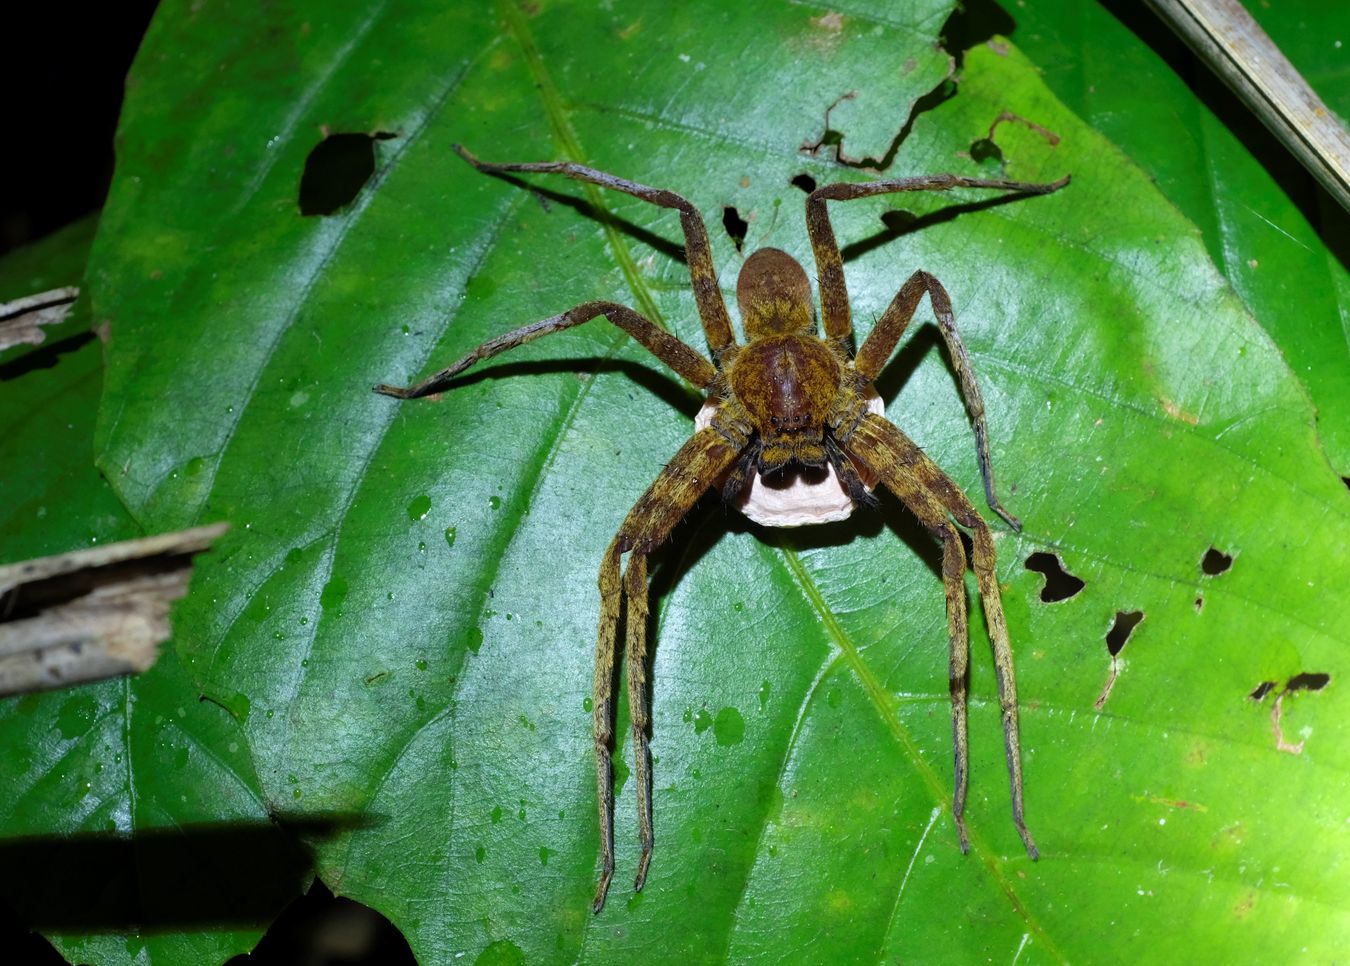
[
  {"x1": 0, "y1": 232, "x2": 133, "y2": 564},
  {"x1": 0, "y1": 215, "x2": 99, "y2": 305},
  {"x1": 0, "y1": 215, "x2": 302, "y2": 964},
  {"x1": 1012, "y1": 0, "x2": 1350, "y2": 474},
  {"x1": 75, "y1": 1, "x2": 1350, "y2": 962}
]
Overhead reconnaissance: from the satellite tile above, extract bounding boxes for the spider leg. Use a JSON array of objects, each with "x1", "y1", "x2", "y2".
[
  {"x1": 804, "y1": 172, "x2": 1069, "y2": 347},
  {"x1": 825, "y1": 435, "x2": 879, "y2": 510},
  {"x1": 455, "y1": 145, "x2": 738, "y2": 359},
  {"x1": 843, "y1": 412, "x2": 1037, "y2": 860},
  {"x1": 374, "y1": 300, "x2": 716, "y2": 399},
  {"x1": 624, "y1": 551, "x2": 654, "y2": 893},
  {"x1": 854, "y1": 269, "x2": 1020, "y2": 530},
  {"x1": 940, "y1": 525, "x2": 973, "y2": 852},
  {"x1": 837, "y1": 419, "x2": 975, "y2": 852},
  {"x1": 592, "y1": 427, "x2": 742, "y2": 913},
  {"x1": 592, "y1": 539, "x2": 623, "y2": 913}
]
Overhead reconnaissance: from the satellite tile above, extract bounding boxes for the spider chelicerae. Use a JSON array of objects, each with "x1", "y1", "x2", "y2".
[{"x1": 376, "y1": 145, "x2": 1069, "y2": 912}]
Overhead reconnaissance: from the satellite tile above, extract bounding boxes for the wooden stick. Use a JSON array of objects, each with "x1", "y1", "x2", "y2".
[
  {"x1": 0, "y1": 523, "x2": 228, "y2": 696},
  {"x1": 1146, "y1": 0, "x2": 1350, "y2": 212},
  {"x1": 0, "y1": 287, "x2": 80, "y2": 354}
]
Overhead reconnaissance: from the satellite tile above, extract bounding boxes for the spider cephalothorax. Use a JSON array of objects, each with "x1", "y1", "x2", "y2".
[
  {"x1": 714, "y1": 247, "x2": 868, "y2": 507},
  {"x1": 376, "y1": 145, "x2": 1069, "y2": 912}
]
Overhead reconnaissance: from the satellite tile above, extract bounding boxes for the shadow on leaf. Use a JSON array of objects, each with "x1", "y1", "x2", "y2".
[{"x1": 0, "y1": 813, "x2": 368, "y2": 930}]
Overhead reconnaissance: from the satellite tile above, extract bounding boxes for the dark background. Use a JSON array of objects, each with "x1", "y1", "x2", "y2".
[
  {"x1": 0, "y1": 2, "x2": 160, "y2": 255},
  {"x1": 1, "y1": 9, "x2": 417, "y2": 964},
  {"x1": 4, "y1": 5, "x2": 154, "y2": 958}
]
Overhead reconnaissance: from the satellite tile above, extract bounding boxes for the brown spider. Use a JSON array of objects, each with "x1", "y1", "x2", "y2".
[{"x1": 376, "y1": 145, "x2": 1069, "y2": 912}]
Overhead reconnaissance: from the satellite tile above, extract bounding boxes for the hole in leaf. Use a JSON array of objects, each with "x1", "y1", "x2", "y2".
[
  {"x1": 1024, "y1": 552, "x2": 1085, "y2": 602},
  {"x1": 1286, "y1": 672, "x2": 1330, "y2": 693},
  {"x1": 1105, "y1": 610, "x2": 1144, "y2": 657},
  {"x1": 940, "y1": 0, "x2": 1016, "y2": 56},
  {"x1": 1194, "y1": 595, "x2": 1204, "y2": 612},
  {"x1": 1095, "y1": 610, "x2": 1142, "y2": 710},
  {"x1": 790, "y1": 173, "x2": 817, "y2": 193},
  {"x1": 230, "y1": 878, "x2": 415, "y2": 965},
  {"x1": 721, "y1": 205, "x2": 749, "y2": 252},
  {"x1": 1249, "y1": 681, "x2": 1276, "y2": 701},
  {"x1": 969, "y1": 137, "x2": 1003, "y2": 165},
  {"x1": 1200, "y1": 546, "x2": 1233, "y2": 576},
  {"x1": 299, "y1": 131, "x2": 396, "y2": 216}
]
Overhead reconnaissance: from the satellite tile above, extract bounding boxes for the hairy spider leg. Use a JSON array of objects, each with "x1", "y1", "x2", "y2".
[
  {"x1": 844, "y1": 412, "x2": 1037, "y2": 860},
  {"x1": 623, "y1": 553, "x2": 653, "y2": 893},
  {"x1": 373, "y1": 300, "x2": 716, "y2": 399},
  {"x1": 376, "y1": 149, "x2": 1059, "y2": 910},
  {"x1": 804, "y1": 172, "x2": 1069, "y2": 343},
  {"x1": 593, "y1": 427, "x2": 741, "y2": 913},
  {"x1": 834, "y1": 413, "x2": 976, "y2": 851},
  {"x1": 804, "y1": 173, "x2": 1068, "y2": 525},
  {"x1": 854, "y1": 269, "x2": 1021, "y2": 530},
  {"x1": 453, "y1": 145, "x2": 739, "y2": 359}
]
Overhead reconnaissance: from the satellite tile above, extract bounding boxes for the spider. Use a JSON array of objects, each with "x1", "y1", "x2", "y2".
[{"x1": 376, "y1": 145, "x2": 1069, "y2": 912}]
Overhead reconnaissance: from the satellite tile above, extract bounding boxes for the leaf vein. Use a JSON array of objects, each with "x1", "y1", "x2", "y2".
[{"x1": 187, "y1": 58, "x2": 476, "y2": 524}]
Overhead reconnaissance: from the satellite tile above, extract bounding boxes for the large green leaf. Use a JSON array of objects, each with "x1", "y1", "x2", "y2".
[
  {"x1": 1012, "y1": 0, "x2": 1350, "y2": 474},
  {"x1": 0, "y1": 219, "x2": 303, "y2": 965},
  {"x1": 72, "y1": 0, "x2": 1350, "y2": 962}
]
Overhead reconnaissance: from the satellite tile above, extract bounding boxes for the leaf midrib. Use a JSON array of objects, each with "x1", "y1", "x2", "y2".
[
  {"x1": 490, "y1": 3, "x2": 1062, "y2": 958},
  {"x1": 774, "y1": 543, "x2": 1065, "y2": 961}
]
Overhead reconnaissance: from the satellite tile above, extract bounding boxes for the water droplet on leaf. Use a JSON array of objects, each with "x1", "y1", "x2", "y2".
[
  {"x1": 320, "y1": 576, "x2": 348, "y2": 611},
  {"x1": 714, "y1": 706, "x2": 745, "y2": 746},
  {"x1": 56, "y1": 695, "x2": 98, "y2": 739}
]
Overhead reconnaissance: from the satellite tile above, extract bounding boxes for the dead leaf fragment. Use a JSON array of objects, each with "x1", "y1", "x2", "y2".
[
  {"x1": 0, "y1": 523, "x2": 228, "y2": 696},
  {"x1": 0, "y1": 287, "x2": 79, "y2": 354}
]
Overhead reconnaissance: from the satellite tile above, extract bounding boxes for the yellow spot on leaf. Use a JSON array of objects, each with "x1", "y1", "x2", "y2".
[
  {"x1": 826, "y1": 889, "x2": 853, "y2": 913},
  {"x1": 1160, "y1": 397, "x2": 1199, "y2": 425}
]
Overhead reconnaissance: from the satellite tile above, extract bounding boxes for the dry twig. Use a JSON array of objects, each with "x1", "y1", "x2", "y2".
[{"x1": 0, "y1": 523, "x2": 228, "y2": 696}]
